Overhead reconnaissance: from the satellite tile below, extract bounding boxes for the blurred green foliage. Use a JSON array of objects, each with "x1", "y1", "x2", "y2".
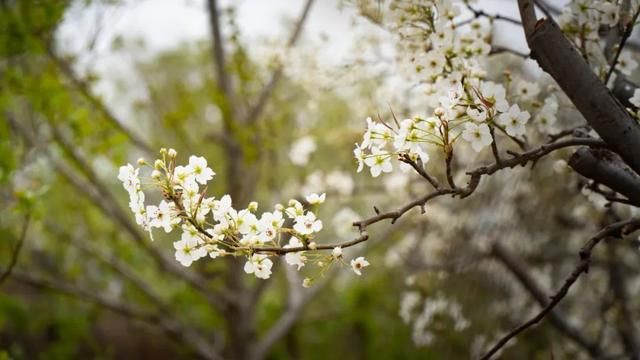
[{"x1": 0, "y1": 1, "x2": 598, "y2": 359}]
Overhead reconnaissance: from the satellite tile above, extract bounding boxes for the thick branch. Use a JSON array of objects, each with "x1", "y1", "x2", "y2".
[
  {"x1": 517, "y1": 3, "x2": 640, "y2": 175},
  {"x1": 612, "y1": 74, "x2": 639, "y2": 108},
  {"x1": 569, "y1": 147, "x2": 640, "y2": 206}
]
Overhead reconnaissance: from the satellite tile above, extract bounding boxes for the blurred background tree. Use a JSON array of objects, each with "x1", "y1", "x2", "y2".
[
  {"x1": 2, "y1": 0, "x2": 640, "y2": 359},
  {"x1": 0, "y1": 1, "x2": 429, "y2": 358}
]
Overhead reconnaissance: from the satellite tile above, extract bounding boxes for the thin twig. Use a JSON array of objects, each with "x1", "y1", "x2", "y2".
[
  {"x1": 481, "y1": 218, "x2": 640, "y2": 359},
  {"x1": 605, "y1": 5, "x2": 640, "y2": 84},
  {"x1": 243, "y1": 0, "x2": 315, "y2": 125},
  {"x1": 491, "y1": 241, "x2": 604, "y2": 357},
  {"x1": 398, "y1": 154, "x2": 441, "y2": 190},
  {"x1": 465, "y1": 3, "x2": 522, "y2": 26},
  {"x1": 0, "y1": 213, "x2": 30, "y2": 286},
  {"x1": 489, "y1": 45, "x2": 529, "y2": 59},
  {"x1": 44, "y1": 44, "x2": 153, "y2": 154}
]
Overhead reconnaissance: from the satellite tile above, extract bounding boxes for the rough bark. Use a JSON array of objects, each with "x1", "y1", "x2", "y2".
[
  {"x1": 520, "y1": 12, "x2": 640, "y2": 175},
  {"x1": 569, "y1": 147, "x2": 640, "y2": 206}
]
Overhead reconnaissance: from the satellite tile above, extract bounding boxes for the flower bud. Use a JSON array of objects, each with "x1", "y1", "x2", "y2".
[
  {"x1": 137, "y1": 157, "x2": 146, "y2": 166},
  {"x1": 275, "y1": 204, "x2": 284, "y2": 211},
  {"x1": 160, "y1": 147, "x2": 167, "y2": 155},
  {"x1": 248, "y1": 201, "x2": 258, "y2": 212},
  {"x1": 151, "y1": 170, "x2": 162, "y2": 180},
  {"x1": 168, "y1": 148, "x2": 177, "y2": 158},
  {"x1": 288, "y1": 199, "x2": 299, "y2": 207},
  {"x1": 154, "y1": 159, "x2": 165, "y2": 169},
  {"x1": 332, "y1": 246, "x2": 343, "y2": 259},
  {"x1": 302, "y1": 277, "x2": 312, "y2": 288},
  {"x1": 308, "y1": 241, "x2": 317, "y2": 250}
]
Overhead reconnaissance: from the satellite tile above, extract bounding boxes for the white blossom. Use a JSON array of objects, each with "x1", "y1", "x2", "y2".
[
  {"x1": 147, "y1": 200, "x2": 175, "y2": 233},
  {"x1": 174, "y1": 237, "x2": 206, "y2": 267},
  {"x1": 305, "y1": 192, "x2": 326, "y2": 205},
  {"x1": 364, "y1": 147, "x2": 393, "y2": 177},
  {"x1": 188, "y1": 155, "x2": 215, "y2": 185},
  {"x1": 293, "y1": 211, "x2": 323, "y2": 235},
  {"x1": 350, "y1": 256, "x2": 370, "y2": 275},
  {"x1": 498, "y1": 104, "x2": 530, "y2": 137},
  {"x1": 289, "y1": 136, "x2": 317, "y2": 166},
  {"x1": 244, "y1": 254, "x2": 273, "y2": 279},
  {"x1": 461, "y1": 122, "x2": 492, "y2": 152},
  {"x1": 284, "y1": 237, "x2": 307, "y2": 270},
  {"x1": 630, "y1": 88, "x2": 640, "y2": 108}
]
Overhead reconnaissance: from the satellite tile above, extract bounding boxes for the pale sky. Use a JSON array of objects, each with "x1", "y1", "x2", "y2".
[{"x1": 56, "y1": 0, "x2": 544, "y2": 120}]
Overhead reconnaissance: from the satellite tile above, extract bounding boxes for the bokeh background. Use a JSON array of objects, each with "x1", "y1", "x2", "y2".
[{"x1": 3, "y1": 0, "x2": 640, "y2": 359}]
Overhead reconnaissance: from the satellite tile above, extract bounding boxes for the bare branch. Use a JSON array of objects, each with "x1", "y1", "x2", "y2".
[
  {"x1": 0, "y1": 214, "x2": 30, "y2": 286},
  {"x1": 491, "y1": 242, "x2": 604, "y2": 357},
  {"x1": 252, "y1": 260, "x2": 326, "y2": 359},
  {"x1": 612, "y1": 74, "x2": 639, "y2": 108},
  {"x1": 243, "y1": 0, "x2": 315, "y2": 125},
  {"x1": 533, "y1": 0, "x2": 555, "y2": 19},
  {"x1": 10, "y1": 270, "x2": 221, "y2": 359},
  {"x1": 465, "y1": 3, "x2": 522, "y2": 26},
  {"x1": 489, "y1": 45, "x2": 529, "y2": 59},
  {"x1": 605, "y1": 4, "x2": 640, "y2": 83},
  {"x1": 481, "y1": 218, "x2": 640, "y2": 359},
  {"x1": 207, "y1": 0, "x2": 235, "y2": 118},
  {"x1": 398, "y1": 154, "x2": 441, "y2": 190},
  {"x1": 44, "y1": 44, "x2": 153, "y2": 154}
]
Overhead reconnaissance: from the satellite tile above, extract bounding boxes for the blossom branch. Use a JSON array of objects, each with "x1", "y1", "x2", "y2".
[
  {"x1": 8, "y1": 114, "x2": 228, "y2": 310},
  {"x1": 236, "y1": 138, "x2": 605, "y2": 256},
  {"x1": 399, "y1": 154, "x2": 441, "y2": 190}
]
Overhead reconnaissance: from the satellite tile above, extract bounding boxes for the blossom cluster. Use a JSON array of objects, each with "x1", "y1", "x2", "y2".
[
  {"x1": 353, "y1": 78, "x2": 540, "y2": 177},
  {"x1": 558, "y1": 0, "x2": 639, "y2": 78},
  {"x1": 118, "y1": 149, "x2": 369, "y2": 282},
  {"x1": 352, "y1": 1, "x2": 562, "y2": 177},
  {"x1": 400, "y1": 292, "x2": 470, "y2": 346}
]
